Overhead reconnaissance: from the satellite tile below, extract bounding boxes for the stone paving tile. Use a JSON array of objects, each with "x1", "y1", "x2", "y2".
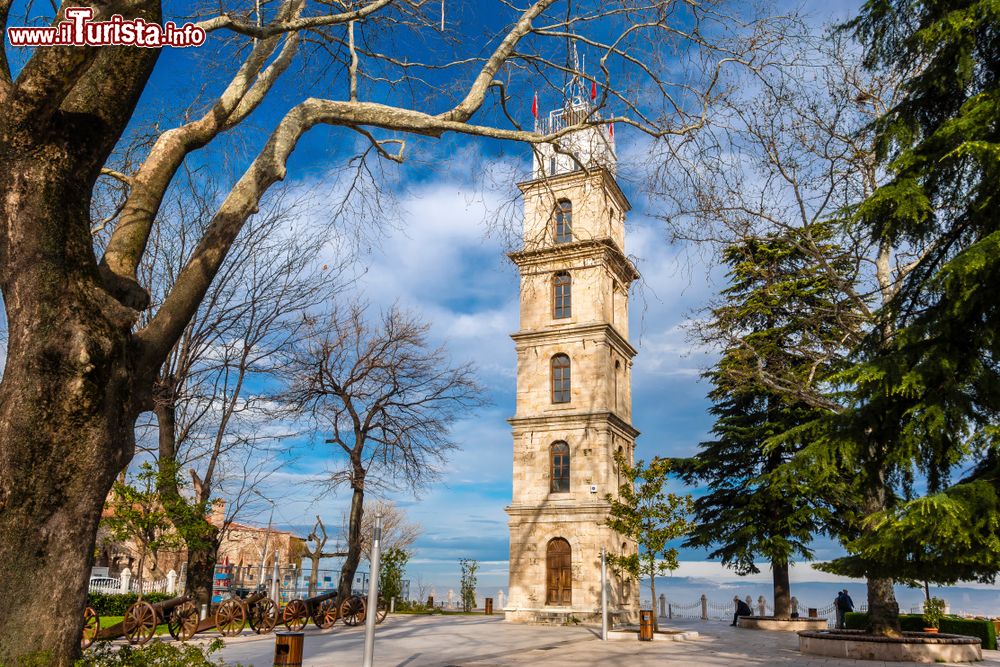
[{"x1": 213, "y1": 614, "x2": 1000, "y2": 667}]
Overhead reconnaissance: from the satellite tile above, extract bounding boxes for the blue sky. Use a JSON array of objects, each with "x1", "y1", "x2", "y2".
[{"x1": 250, "y1": 137, "x2": 728, "y2": 591}]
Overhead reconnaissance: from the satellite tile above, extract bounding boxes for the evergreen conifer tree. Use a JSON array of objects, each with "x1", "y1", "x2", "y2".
[
  {"x1": 809, "y1": 0, "x2": 1000, "y2": 634},
  {"x1": 683, "y1": 225, "x2": 856, "y2": 619}
]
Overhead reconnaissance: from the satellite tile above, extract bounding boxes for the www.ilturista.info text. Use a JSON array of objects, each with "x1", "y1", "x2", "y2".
[{"x1": 7, "y1": 7, "x2": 206, "y2": 47}]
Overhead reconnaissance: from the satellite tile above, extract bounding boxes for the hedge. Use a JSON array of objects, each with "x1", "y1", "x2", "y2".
[
  {"x1": 86, "y1": 592, "x2": 173, "y2": 616},
  {"x1": 845, "y1": 612, "x2": 997, "y2": 650}
]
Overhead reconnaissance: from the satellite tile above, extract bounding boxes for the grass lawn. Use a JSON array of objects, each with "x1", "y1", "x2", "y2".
[{"x1": 99, "y1": 615, "x2": 171, "y2": 636}]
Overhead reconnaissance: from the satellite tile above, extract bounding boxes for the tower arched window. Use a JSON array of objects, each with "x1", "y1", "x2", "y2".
[
  {"x1": 546, "y1": 538, "x2": 572, "y2": 605},
  {"x1": 550, "y1": 441, "x2": 570, "y2": 493},
  {"x1": 551, "y1": 354, "x2": 571, "y2": 404},
  {"x1": 554, "y1": 200, "x2": 573, "y2": 244},
  {"x1": 553, "y1": 272, "x2": 571, "y2": 319}
]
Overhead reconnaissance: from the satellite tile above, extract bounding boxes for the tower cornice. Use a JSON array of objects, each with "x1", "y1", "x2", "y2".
[
  {"x1": 510, "y1": 321, "x2": 638, "y2": 360},
  {"x1": 507, "y1": 410, "x2": 641, "y2": 440},
  {"x1": 516, "y1": 166, "x2": 631, "y2": 213},
  {"x1": 508, "y1": 238, "x2": 640, "y2": 285}
]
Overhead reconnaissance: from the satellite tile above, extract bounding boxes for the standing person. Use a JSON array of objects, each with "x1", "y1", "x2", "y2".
[
  {"x1": 840, "y1": 589, "x2": 855, "y2": 627},
  {"x1": 731, "y1": 596, "x2": 753, "y2": 626},
  {"x1": 834, "y1": 591, "x2": 844, "y2": 629}
]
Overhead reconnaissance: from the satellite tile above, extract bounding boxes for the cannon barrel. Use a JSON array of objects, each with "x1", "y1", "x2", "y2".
[
  {"x1": 149, "y1": 595, "x2": 192, "y2": 613},
  {"x1": 304, "y1": 590, "x2": 338, "y2": 605},
  {"x1": 243, "y1": 590, "x2": 268, "y2": 606}
]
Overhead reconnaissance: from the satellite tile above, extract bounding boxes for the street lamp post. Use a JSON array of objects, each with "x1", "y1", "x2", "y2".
[{"x1": 361, "y1": 514, "x2": 383, "y2": 667}]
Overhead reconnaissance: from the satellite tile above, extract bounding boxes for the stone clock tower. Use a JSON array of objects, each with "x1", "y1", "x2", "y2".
[{"x1": 504, "y1": 95, "x2": 641, "y2": 624}]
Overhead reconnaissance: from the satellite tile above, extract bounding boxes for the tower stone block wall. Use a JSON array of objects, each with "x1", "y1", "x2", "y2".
[{"x1": 505, "y1": 101, "x2": 641, "y2": 625}]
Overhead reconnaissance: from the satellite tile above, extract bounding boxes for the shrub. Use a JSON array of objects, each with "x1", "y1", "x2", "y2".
[
  {"x1": 459, "y1": 558, "x2": 478, "y2": 612},
  {"x1": 86, "y1": 592, "x2": 173, "y2": 616},
  {"x1": 923, "y1": 597, "x2": 945, "y2": 629},
  {"x1": 76, "y1": 639, "x2": 243, "y2": 666},
  {"x1": 844, "y1": 612, "x2": 997, "y2": 649}
]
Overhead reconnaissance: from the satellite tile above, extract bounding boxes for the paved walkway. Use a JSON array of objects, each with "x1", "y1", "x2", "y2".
[{"x1": 213, "y1": 615, "x2": 1000, "y2": 666}]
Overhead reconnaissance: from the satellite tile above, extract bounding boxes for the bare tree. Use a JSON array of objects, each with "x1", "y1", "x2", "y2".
[
  {"x1": 302, "y1": 516, "x2": 345, "y2": 596},
  {"x1": 353, "y1": 498, "x2": 421, "y2": 558},
  {"x1": 0, "y1": 0, "x2": 792, "y2": 659},
  {"x1": 285, "y1": 304, "x2": 483, "y2": 603},
  {"x1": 138, "y1": 174, "x2": 342, "y2": 605}
]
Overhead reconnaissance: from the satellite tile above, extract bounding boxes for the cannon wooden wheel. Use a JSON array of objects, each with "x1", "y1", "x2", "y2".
[
  {"x1": 81, "y1": 607, "x2": 100, "y2": 649},
  {"x1": 215, "y1": 598, "x2": 246, "y2": 636},
  {"x1": 312, "y1": 597, "x2": 339, "y2": 629},
  {"x1": 124, "y1": 600, "x2": 158, "y2": 645},
  {"x1": 167, "y1": 600, "x2": 200, "y2": 641},
  {"x1": 375, "y1": 597, "x2": 388, "y2": 624},
  {"x1": 248, "y1": 597, "x2": 278, "y2": 634},
  {"x1": 340, "y1": 595, "x2": 365, "y2": 627},
  {"x1": 282, "y1": 599, "x2": 309, "y2": 632}
]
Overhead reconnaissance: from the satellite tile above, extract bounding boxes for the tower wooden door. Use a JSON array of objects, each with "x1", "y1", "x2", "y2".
[{"x1": 546, "y1": 538, "x2": 572, "y2": 605}]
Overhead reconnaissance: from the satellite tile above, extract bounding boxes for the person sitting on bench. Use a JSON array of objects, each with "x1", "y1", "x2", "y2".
[{"x1": 731, "y1": 596, "x2": 753, "y2": 626}]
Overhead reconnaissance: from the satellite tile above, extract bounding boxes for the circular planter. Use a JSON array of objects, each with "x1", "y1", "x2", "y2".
[
  {"x1": 737, "y1": 616, "x2": 828, "y2": 631},
  {"x1": 798, "y1": 629, "x2": 982, "y2": 663}
]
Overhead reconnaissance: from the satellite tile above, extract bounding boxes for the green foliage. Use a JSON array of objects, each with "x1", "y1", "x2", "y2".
[
  {"x1": 459, "y1": 558, "x2": 478, "y2": 612},
  {"x1": 605, "y1": 453, "x2": 693, "y2": 590},
  {"x1": 379, "y1": 547, "x2": 410, "y2": 604},
  {"x1": 153, "y1": 459, "x2": 216, "y2": 555},
  {"x1": 76, "y1": 639, "x2": 241, "y2": 666},
  {"x1": 824, "y1": 0, "x2": 1000, "y2": 586},
  {"x1": 86, "y1": 592, "x2": 172, "y2": 617},
  {"x1": 819, "y1": 480, "x2": 1000, "y2": 583},
  {"x1": 102, "y1": 463, "x2": 185, "y2": 592},
  {"x1": 681, "y1": 226, "x2": 853, "y2": 575},
  {"x1": 923, "y1": 597, "x2": 945, "y2": 629},
  {"x1": 845, "y1": 612, "x2": 997, "y2": 649}
]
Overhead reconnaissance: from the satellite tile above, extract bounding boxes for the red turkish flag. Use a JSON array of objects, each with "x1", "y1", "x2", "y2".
[
  {"x1": 591, "y1": 80, "x2": 597, "y2": 100},
  {"x1": 532, "y1": 92, "x2": 538, "y2": 119}
]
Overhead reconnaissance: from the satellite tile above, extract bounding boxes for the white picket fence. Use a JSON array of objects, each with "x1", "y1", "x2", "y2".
[{"x1": 88, "y1": 568, "x2": 178, "y2": 595}]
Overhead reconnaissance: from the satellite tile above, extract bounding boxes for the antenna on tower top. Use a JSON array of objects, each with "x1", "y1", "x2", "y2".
[{"x1": 564, "y1": 40, "x2": 589, "y2": 107}]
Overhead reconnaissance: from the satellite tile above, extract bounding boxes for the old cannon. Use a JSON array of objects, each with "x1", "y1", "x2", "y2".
[
  {"x1": 338, "y1": 595, "x2": 389, "y2": 627},
  {"x1": 282, "y1": 590, "x2": 340, "y2": 631},
  {"x1": 167, "y1": 590, "x2": 279, "y2": 641},
  {"x1": 93, "y1": 595, "x2": 193, "y2": 645}
]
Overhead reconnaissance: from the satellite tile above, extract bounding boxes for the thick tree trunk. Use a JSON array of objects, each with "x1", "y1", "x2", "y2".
[
  {"x1": 867, "y1": 576, "x2": 900, "y2": 636},
  {"x1": 772, "y1": 559, "x2": 791, "y2": 619},
  {"x1": 0, "y1": 265, "x2": 138, "y2": 664},
  {"x1": 0, "y1": 128, "x2": 148, "y2": 664},
  {"x1": 862, "y1": 462, "x2": 901, "y2": 636},
  {"x1": 0, "y1": 32, "x2": 162, "y2": 661},
  {"x1": 186, "y1": 538, "x2": 220, "y2": 606},
  {"x1": 337, "y1": 484, "x2": 365, "y2": 603}
]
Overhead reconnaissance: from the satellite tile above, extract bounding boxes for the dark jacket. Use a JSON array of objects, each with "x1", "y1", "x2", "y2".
[{"x1": 735, "y1": 599, "x2": 753, "y2": 616}]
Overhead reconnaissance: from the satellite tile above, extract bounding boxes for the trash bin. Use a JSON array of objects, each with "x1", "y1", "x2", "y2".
[
  {"x1": 274, "y1": 632, "x2": 303, "y2": 667},
  {"x1": 485, "y1": 598, "x2": 493, "y2": 615},
  {"x1": 639, "y1": 609, "x2": 654, "y2": 641}
]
